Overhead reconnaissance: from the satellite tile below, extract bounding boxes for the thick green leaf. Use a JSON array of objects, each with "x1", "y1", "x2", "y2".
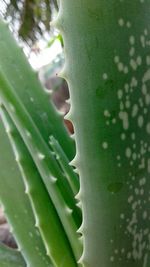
[
  {"x1": 0, "y1": 243, "x2": 26, "y2": 267},
  {"x1": 0, "y1": 120, "x2": 52, "y2": 267},
  {"x1": 0, "y1": 106, "x2": 77, "y2": 267},
  {"x1": 56, "y1": 1, "x2": 150, "y2": 266},
  {"x1": 0, "y1": 64, "x2": 81, "y2": 261}
]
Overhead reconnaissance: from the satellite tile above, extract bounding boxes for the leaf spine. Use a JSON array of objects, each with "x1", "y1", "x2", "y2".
[
  {"x1": 77, "y1": 254, "x2": 85, "y2": 266},
  {"x1": 65, "y1": 206, "x2": 73, "y2": 215},
  {"x1": 66, "y1": 98, "x2": 71, "y2": 105},
  {"x1": 64, "y1": 110, "x2": 74, "y2": 121},
  {"x1": 75, "y1": 190, "x2": 82, "y2": 201},
  {"x1": 76, "y1": 201, "x2": 82, "y2": 209},
  {"x1": 69, "y1": 155, "x2": 79, "y2": 168},
  {"x1": 73, "y1": 168, "x2": 79, "y2": 175},
  {"x1": 70, "y1": 133, "x2": 75, "y2": 140},
  {"x1": 58, "y1": 66, "x2": 68, "y2": 80},
  {"x1": 50, "y1": 176, "x2": 57, "y2": 183},
  {"x1": 77, "y1": 222, "x2": 84, "y2": 234},
  {"x1": 37, "y1": 152, "x2": 45, "y2": 160}
]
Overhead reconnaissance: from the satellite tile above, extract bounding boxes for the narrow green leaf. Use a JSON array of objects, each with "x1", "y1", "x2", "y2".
[
  {"x1": 0, "y1": 120, "x2": 52, "y2": 267},
  {"x1": 0, "y1": 19, "x2": 75, "y2": 161},
  {"x1": 0, "y1": 65, "x2": 81, "y2": 262},
  {"x1": 0, "y1": 106, "x2": 77, "y2": 267},
  {"x1": 49, "y1": 135, "x2": 79, "y2": 196}
]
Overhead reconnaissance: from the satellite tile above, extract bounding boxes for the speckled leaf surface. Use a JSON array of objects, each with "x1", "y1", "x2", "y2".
[{"x1": 55, "y1": 1, "x2": 150, "y2": 266}]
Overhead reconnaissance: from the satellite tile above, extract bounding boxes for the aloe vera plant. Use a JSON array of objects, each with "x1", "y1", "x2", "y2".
[{"x1": 0, "y1": 1, "x2": 150, "y2": 267}]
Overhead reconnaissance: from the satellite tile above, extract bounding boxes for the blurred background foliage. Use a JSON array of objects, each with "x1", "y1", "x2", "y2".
[
  {"x1": 0, "y1": 0, "x2": 74, "y2": 253},
  {"x1": 0, "y1": 0, "x2": 58, "y2": 45},
  {"x1": 0, "y1": 0, "x2": 72, "y2": 135},
  {"x1": 0, "y1": 0, "x2": 71, "y2": 132}
]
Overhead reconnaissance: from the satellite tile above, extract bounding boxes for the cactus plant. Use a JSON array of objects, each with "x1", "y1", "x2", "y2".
[{"x1": 0, "y1": 1, "x2": 150, "y2": 267}]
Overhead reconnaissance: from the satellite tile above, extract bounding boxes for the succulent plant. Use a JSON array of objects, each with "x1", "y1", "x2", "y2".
[{"x1": 0, "y1": 1, "x2": 150, "y2": 267}]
